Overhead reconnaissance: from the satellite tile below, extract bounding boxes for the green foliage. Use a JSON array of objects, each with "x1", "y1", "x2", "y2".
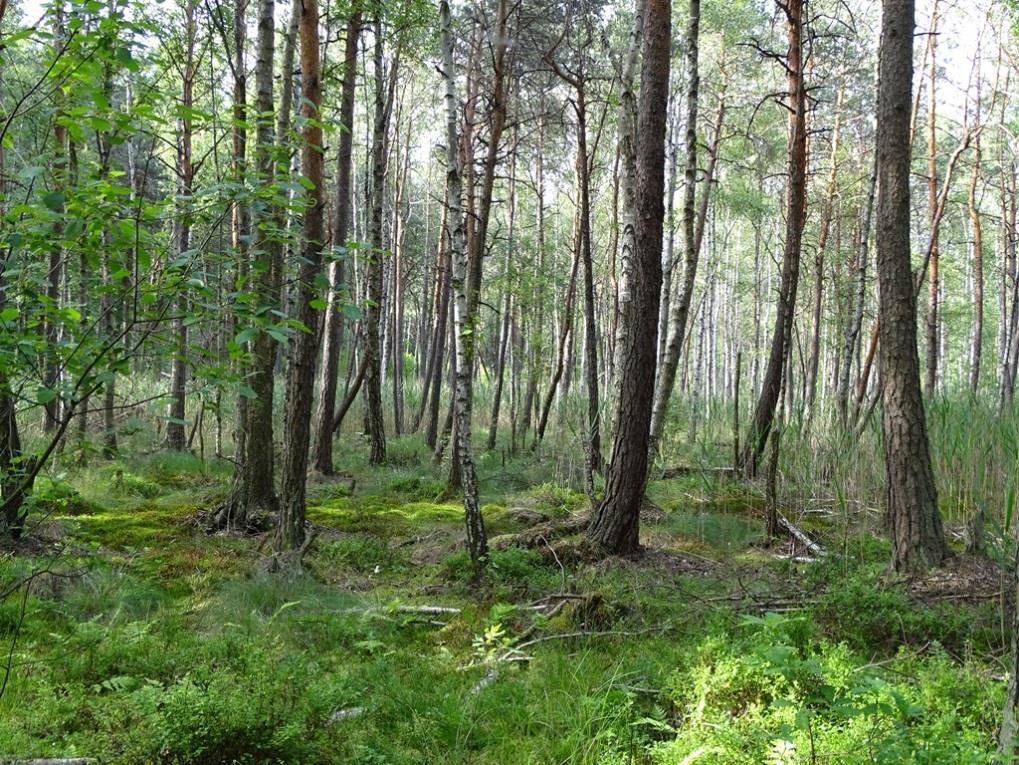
[
  {"x1": 523, "y1": 482, "x2": 588, "y2": 517},
  {"x1": 654, "y1": 612, "x2": 1000, "y2": 764},
  {"x1": 0, "y1": 440, "x2": 1007, "y2": 764},
  {"x1": 441, "y1": 547, "x2": 561, "y2": 595}
]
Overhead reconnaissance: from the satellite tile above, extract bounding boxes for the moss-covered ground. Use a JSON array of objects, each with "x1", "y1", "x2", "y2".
[{"x1": 0, "y1": 437, "x2": 1009, "y2": 763}]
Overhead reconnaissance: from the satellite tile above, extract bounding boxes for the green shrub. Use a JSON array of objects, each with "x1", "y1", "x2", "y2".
[{"x1": 440, "y1": 547, "x2": 562, "y2": 595}]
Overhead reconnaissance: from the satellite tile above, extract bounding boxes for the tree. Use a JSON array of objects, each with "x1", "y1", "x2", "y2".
[
  {"x1": 275, "y1": 0, "x2": 324, "y2": 556},
  {"x1": 166, "y1": 0, "x2": 198, "y2": 453},
  {"x1": 364, "y1": 17, "x2": 396, "y2": 467},
  {"x1": 648, "y1": 0, "x2": 699, "y2": 461},
  {"x1": 313, "y1": 6, "x2": 362, "y2": 474},
  {"x1": 441, "y1": 0, "x2": 488, "y2": 579},
  {"x1": 738, "y1": 0, "x2": 807, "y2": 476},
  {"x1": 586, "y1": 0, "x2": 670, "y2": 555},
  {"x1": 875, "y1": 0, "x2": 949, "y2": 573}
]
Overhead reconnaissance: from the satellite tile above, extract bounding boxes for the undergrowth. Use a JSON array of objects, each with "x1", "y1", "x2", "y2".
[{"x1": 0, "y1": 431, "x2": 1009, "y2": 763}]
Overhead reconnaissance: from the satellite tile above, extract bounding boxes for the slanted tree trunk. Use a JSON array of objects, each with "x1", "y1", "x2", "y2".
[
  {"x1": 648, "y1": 0, "x2": 698, "y2": 459},
  {"x1": 276, "y1": 0, "x2": 324, "y2": 555},
  {"x1": 586, "y1": 0, "x2": 670, "y2": 555},
  {"x1": 441, "y1": 0, "x2": 488, "y2": 579},
  {"x1": 608, "y1": 1, "x2": 643, "y2": 442},
  {"x1": 875, "y1": 0, "x2": 949, "y2": 573},
  {"x1": 738, "y1": 0, "x2": 807, "y2": 477},
  {"x1": 423, "y1": 211, "x2": 451, "y2": 449},
  {"x1": 313, "y1": 7, "x2": 361, "y2": 474},
  {"x1": 535, "y1": 245, "x2": 580, "y2": 444}
]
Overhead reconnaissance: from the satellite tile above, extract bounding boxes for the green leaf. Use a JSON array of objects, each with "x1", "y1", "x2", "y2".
[
  {"x1": 36, "y1": 387, "x2": 57, "y2": 405},
  {"x1": 42, "y1": 192, "x2": 65, "y2": 211},
  {"x1": 235, "y1": 328, "x2": 258, "y2": 345},
  {"x1": 0, "y1": 307, "x2": 19, "y2": 322}
]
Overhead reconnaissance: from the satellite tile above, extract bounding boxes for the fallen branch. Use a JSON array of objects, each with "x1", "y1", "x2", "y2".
[
  {"x1": 327, "y1": 707, "x2": 366, "y2": 724},
  {"x1": 777, "y1": 515, "x2": 825, "y2": 557},
  {"x1": 469, "y1": 669, "x2": 500, "y2": 696},
  {"x1": 394, "y1": 530, "x2": 444, "y2": 548},
  {"x1": 499, "y1": 625, "x2": 672, "y2": 660},
  {"x1": 395, "y1": 605, "x2": 461, "y2": 615}
]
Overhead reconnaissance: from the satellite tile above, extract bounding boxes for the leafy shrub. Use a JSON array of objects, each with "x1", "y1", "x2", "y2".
[
  {"x1": 441, "y1": 547, "x2": 561, "y2": 595},
  {"x1": 811, "y1": 575, "x2": 978, "y2": 653}
]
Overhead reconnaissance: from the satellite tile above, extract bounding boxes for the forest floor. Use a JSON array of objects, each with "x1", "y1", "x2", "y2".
[{"x1": 0, "y1": 436, "x2": 1010, "y2": 764}]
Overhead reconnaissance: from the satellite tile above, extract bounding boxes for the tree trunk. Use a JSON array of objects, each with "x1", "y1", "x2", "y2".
[
  {"x1": 648, "y1": 0, "x2": 698, "y2": 458},
  {"x1": 738, "y1": 0, "x2": 807, "y2": 477},
  {"x1": 230, "y1": 0, "x2": 251, "y2": 466},
  {"x1": 924, "y1": 2, "x2": 941, "y2": 395},
  {"x1": 43, "y1": 4, "x2": 66, "y2": 434},
  {"x1": 364, "y1": 20, "x2": 394, "y2": 466},
  {"x1": 535, "y1": 247, "x2": 580, "y2": 444},
  {"x1": 313, "y1": 7, "x2": 361, "y2": 474},
  {"x1": 441, "y1": 0, "x2": 489, "y2": 579},
  {"x1": 608, "y1": 0, "x2": 644, "y2": 443},
  {"x1": 275, "y1": 0, "x2": 324, "y2": 555},
  {"x1": 166, "y1": 2, "x2": 196, "y2": 453},
  {"x1": 649, "y1": 75, "x2": 727, "y2": 457},
  {"x1": 586, "y1": 0, "x2": 670, "y2": 555},
  {"x1": 575, "y1": 82, "x2": 603, "y2": 485},
  {"x1": 875, "y1": 0, "x2": 949, "y2": 573}
]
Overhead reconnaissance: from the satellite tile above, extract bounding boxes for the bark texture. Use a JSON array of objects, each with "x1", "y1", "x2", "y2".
[
  {"x1": 875, "y1": 0, "x2": 949, "y2": 573},
  {"x1": 586, "y1": 0, "x2": 670, "y2": 555},
  {"x1": 276, "y1": 0, "x2": 324, "y2": 554}
]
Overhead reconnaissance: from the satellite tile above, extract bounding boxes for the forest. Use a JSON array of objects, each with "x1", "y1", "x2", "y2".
[{"x1": 2, "y1": 0, "x2": 1019, "y2": 761}]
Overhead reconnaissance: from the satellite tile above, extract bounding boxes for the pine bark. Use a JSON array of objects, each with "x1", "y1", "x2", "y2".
[
  {"x1": 276, "y1": 0, "x2": 324, "y2": 554},
  {"x1": 586, "y1": 0, "x2": 670, "y2": 555},
  {"x1": 875, "y1": 0, "x2": 949, "y2": 573}
]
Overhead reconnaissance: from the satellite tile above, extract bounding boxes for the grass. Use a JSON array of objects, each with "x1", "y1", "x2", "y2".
[{"x1": 0, "y1": 410, "x2": 1012, "y2": 763}]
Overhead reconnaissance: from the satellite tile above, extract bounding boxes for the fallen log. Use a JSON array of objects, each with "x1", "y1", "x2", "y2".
[{"x1": 489, "y1": 514, "x2": 590, "y2": 551}]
